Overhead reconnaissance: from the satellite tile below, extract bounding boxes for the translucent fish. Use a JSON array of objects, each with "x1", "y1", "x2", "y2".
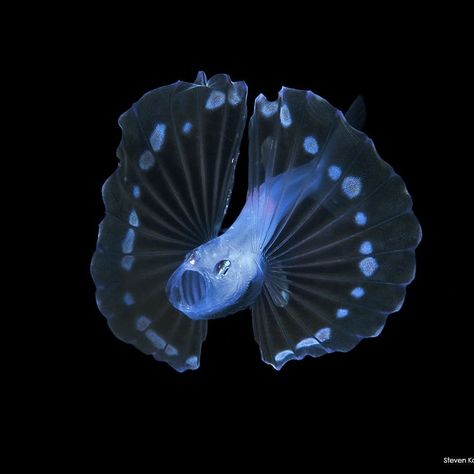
[{"x1": 91, "y1": 72, "x2": 421, "y2": 372}]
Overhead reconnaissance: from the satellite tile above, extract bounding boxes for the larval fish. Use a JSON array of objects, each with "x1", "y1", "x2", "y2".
[{"x1": 91, "y1": 72, "x2": 421, "y2": 371}]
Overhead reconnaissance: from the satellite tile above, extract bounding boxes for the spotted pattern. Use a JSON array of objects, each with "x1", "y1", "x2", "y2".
[
  {"x1": 122, "y1": 229, "x2": 135, "y2": 254},
  {"x1": 336, "y1": 308, "x2": 349, "y2": 318},
  {"x1": 206, "y1": 91, "x2": 226, "y2": 110},
  {"x1": 315, "y1": 327, "x2": 331, "y2": 342},
  {"x1": 351, "y1": 287, "x2": 365, "y2": 298},
  {"x1": 342, "y1": 176, "x2": 362, "y2": 198},
  {"x1": 138, "y1": 151, "x2": 155, "y2": 171},
  {"x1": 328, "y1": 165, "x2": 342, "y2": 181},
  {"x1": 355, "y1": 212, "x2": 367, "y2": 225},
  {"x1": 150, "y1": 123, "x2": 166, "y2": 152},
  {"x1": 359, "y1": 257, "x2": 378, "y2": 277},
  {"x1": 280, "y1": 104, "x2": 292, "y2": 127},
  {"x1": 303, "y1": 136, "x2": 319, "y2": 154}
]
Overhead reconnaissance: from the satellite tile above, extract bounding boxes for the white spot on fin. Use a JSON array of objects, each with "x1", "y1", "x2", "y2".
[
  {"x1": 145, "y1": 329, "x2": 166, "y2": 350},
  {"x1": 123, "y1": 292, "x2": 134, "y2": 306},
  {"x1": 351, "y1": 287, "x2": 365, "y2": 298},
  {"x1": 261, "y1": 101, "x2": 278, "y2": 117},
  {"x1": 182, "y1": 122, "x2": 192, "y2": 134},
  {"x1": 228, "y1": 85, "x2": 242, "y2": 105},
  {"x1": 315, "y1": 327, "x2": 331, "y2": 342},
  {"x1": 150, "y1": 123, "x2": 166, "y2": 151},
  {"x1": 355, "y1": 212, "x2": 367, "y2": 226},
  {"x1": 359, "y1": 257, "x2": 378, "y2": 277},
  {"x1": 132, "y1": 185, "x2": 141, "y2": 198},
  {"x1": 328, "y1": 165, "x2": 342, "y2": 181},
  {"x1": 280, "y1": 104, "x2": 292, "y2": 127},
  {"x1": 296, "y1": 338, "x2": 320, "y2": 349},
  {"x1": 303, "y1": 136, "x2": 319, "y2": 154},
  {"x1": 121, "y1": 255, "x2": 135, "y2": 271},
  {"x1": 206, "y1": 91, "x2": 225, "y2": 110},
  {"x1": 186, "y1": 356, "x2": 198, "y2": 368},
  {"x1": 129, "y1": 209, "x2": 139, "y2": 227},
  {"x1": 360, "y1": 241, "x2": 373, "y2": 255},
  {"x1": 275, "y1": 350, "x2": 294, "y2": 362},
  {"x1": 277, "y1": 290, "x2": 289, "y2": 307},
  {"x1": 342, "y1": 176, "x2": 362, "y2": 199},
  {"x1": 122, "y1": 229, "x2": 135, "y2": 254},
  {"x1": 165, "y1": 344, "x2": 178, "y2": 356},
  {"x1": 139, "y1": 151, "x2": 155, "y2": 171},
  {"x1": 136, "y1": 315, "x2": 151, "y2": 332},
  {"x1": 337, "y1": 308, "x2": 349, "y2": 319}
]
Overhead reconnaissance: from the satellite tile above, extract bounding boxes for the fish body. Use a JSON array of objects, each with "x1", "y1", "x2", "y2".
[
  {"x1": 167, "y1": 160, "x2": 321, "y2": 320},
  {"x1": 91, "y1": 73, "x2": 421, "y2": 371},
  {"x1": 166, "y1": 225, "x2": 265, "y2": 321}
]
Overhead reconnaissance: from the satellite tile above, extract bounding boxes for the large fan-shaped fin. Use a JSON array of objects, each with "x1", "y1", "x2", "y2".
[
  {"x1": 248, "y1": 87, "x2": 421, "y2": 369},
  {"x1": 91, "y1": 73, "x2": 248, "y2": 371}
]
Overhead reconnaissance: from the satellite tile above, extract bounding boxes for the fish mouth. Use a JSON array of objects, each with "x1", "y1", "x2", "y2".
[{"x1": 172, "y1": 270, "x2": 207, "y2": 307}]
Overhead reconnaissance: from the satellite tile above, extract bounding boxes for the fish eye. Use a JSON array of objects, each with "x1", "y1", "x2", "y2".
[{"x1": 215, "y1": 259, "x2": 231, "y2": 278}]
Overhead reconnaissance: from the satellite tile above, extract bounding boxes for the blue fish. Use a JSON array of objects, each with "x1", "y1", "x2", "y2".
[{"x1": 91, "y1": 72, "x2": 421, "y2": 371}]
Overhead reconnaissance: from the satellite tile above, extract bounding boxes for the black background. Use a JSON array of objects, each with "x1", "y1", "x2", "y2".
[{"x1": 50, "y1": 18, "x2": 469, "y2": 467}]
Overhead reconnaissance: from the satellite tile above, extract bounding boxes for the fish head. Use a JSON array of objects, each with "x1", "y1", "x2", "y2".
[{"x1": 166, "y1": 237, "x2": 264, "y2": 320}]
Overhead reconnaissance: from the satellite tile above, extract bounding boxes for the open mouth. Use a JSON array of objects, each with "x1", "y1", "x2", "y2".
[{"x1": 174, "y1": 270, "x2": 207, "y2": 306}]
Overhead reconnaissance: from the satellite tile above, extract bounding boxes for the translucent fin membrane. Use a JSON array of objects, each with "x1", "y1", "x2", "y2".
[
  {"x1": 249, "y1": 88, "x2": 421, "y2": 369},
  {"x1": 91, "y1": 73, "x2": 247, "y2": 371}
]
